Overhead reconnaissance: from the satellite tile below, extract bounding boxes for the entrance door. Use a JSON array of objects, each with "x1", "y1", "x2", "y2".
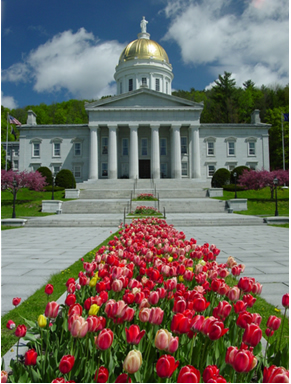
[{"x1": 139, "y1": 160, "x2": 151, "y2": 178}]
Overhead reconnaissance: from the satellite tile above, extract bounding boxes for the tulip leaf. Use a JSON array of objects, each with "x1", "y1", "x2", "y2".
[
  {"x1": 20, "y1": 315, "x2": 36, "y2": 328},
  {"x1": 23, "y1": 332, "x2": 38, "y2": 343}
]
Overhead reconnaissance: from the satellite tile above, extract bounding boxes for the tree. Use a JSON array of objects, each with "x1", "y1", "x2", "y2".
[
  {"x1": 1, "y1": 170, "x2": 47, "y2": 194},
  {"x1": 238, "y1": 169, "x2": 289, "y2": 198}
]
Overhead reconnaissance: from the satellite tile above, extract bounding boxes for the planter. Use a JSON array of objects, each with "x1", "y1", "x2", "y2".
[
  {"x1": 207, "y1": 188, "x2": 224, "y2": 197},
  {"x1": 1, "y1": 218, "x2": 27, "y2": 227},
  {"x1": 42, "y1": 200, "x2": 62, "y2": 213},
  {"x1": 65, "y1": 189, "x2": 80, "y2": 199},
  {"x1": 226, "y1": 199, "x2": 248, "y2": 211}
]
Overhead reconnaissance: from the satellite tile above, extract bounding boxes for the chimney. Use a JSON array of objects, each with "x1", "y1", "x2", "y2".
[
  {"x1": 251, "y1": 109, "x2": 261, "y2": 124},
  {"x1": 27, "y1": 110, "x2": 37, "y2": 125}
]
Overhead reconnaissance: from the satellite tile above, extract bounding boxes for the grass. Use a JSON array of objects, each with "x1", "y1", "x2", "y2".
[
  {"x1": 1, "y1": 226, "x2": 25, "y2": 231},
  {"x1": 225, "y1": 276, "x2": 289, "y2": 350},
  {"x1": 1, "y1": 188, "x2": 71, "y2": 219},
  {"x1": 269, "y1": 224, "x2": 289, "y2": 228},
  {"x1": 1, "y1": 229, "x2": 120, "y2": 356},
  {"x1": 212, "y1": 187, "x2": 289, "y2": 216}
]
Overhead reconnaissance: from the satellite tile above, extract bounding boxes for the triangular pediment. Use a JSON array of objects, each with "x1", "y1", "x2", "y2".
[{"x1": 85, "y1": 88, "x2": 203, "y2": 110}]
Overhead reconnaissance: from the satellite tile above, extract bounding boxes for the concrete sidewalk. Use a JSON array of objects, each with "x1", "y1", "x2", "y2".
[{"x1": 1, "y1": 219, "x2": 289, "y2": 316}]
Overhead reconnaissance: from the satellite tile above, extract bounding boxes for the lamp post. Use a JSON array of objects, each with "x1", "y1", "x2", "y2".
[
  {"x1": 12, "y1": 178, "x2": 17, "y2": 218},
  {"x1": 51, "y1": 174, "x2": 55, "y2": 200},
  {"x1": 273, "y1": 177, "x2": 278, "y2": 216},
  {"x1": 233, "y1": 172, "x2": 237, "y2": 199}
]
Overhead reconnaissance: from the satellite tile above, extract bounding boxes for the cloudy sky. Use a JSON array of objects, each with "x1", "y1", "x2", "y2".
[{"x1": 1, "y1": 0, "x2": 289, "y2": 109}]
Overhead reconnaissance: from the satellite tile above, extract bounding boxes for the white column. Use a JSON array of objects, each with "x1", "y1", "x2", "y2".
[
  {"x1": 108, "y1": 125, "x2": 118, "y2": 179},
  {"x1": 151, "y1": 125, "x2": 160, "y2": 179},
  {"x1": 171, "y1": 125, "x2": 181, "y2": 178},
  {"x1": 129, "y1": 125, "x2": 139, "y2": 179},
  {"x1": 190, "y1": 125, "x2": 201, "y2": 178},
  {"x1": 89, "y1": 126, "x2": 99, "y2": 180}
]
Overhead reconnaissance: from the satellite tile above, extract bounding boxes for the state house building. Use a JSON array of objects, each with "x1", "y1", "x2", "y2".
[{"x1": 18, "y1": 18, "x2": 270, "y2": 181}]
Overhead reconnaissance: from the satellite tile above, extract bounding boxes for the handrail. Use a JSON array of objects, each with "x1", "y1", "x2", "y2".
[{"x1": 163, "y1": 207, "x2": 166, "y2": 219}]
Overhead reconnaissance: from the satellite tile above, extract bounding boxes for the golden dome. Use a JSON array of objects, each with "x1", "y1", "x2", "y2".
[{"x1": 119, "y1": 38, "x2": 170, "y2": 64}]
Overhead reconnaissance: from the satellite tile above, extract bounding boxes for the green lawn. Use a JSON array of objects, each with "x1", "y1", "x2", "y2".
[
  {"x1": 212, "y1": 187, "x2": 289, "y2": 216},
  {"x1": 1, "y1": 188, "x2": 71, "y2": 219}
]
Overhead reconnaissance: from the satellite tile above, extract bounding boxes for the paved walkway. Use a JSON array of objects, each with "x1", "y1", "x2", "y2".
[{"x1": 1, "y1": 217, "x2": 289, "y2": 316}]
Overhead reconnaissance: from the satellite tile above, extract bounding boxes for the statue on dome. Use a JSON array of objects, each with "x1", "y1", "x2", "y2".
[{"x1": 140, "y1": 16, "x2": 148, "y2": 33}]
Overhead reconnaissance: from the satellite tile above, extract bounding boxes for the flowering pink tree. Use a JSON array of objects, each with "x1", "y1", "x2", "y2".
[
  {"x1": 1, "y1": 169, "x2": 47, "y2": 193},
  {"x1": 238, "y1": 169, "x2": 289, "y2": 198}
]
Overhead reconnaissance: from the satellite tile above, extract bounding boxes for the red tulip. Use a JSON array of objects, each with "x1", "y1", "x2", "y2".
[
  {"x1": 95, "y1": 328, "x2": 114, "y2": 350},
  {"x1": 68, "y1": 303, "x2": 83, "y2": 317},
  {"x1": 65, "y1": 294, "x2": 76, "y2": 307},
  {"x1": 233, "y1": 300, "x2": 248, "y2": 314},
  {"x1": 238, "y1": 277, "x2": 254, "y2": 293},
  {"x1": 226, "y1": 345, "x2": 257, "y2": 373},
  {"x1": 282, "y1": 293, "x2": 289, "y2": 308},
  {"x1": 12, "y1": 297, "x2": 21, "y2": 307},
  {"x1": 24, "y1": 349, "x2": 37, "y2": 365},
  {"x1": 227, "y1": 286, "x2": 240, "y2": 301},
  {"x1": 94, "y1": 366, "x2": 109, "y2": 383},
  {"x1": 1, "y1": 371, "x2": 8, "y2": 384},
  {"x1": 148, "y1": 291, "x2": 159, "y2": 305},
  {"x1": 265, "y1": 329, "x2": 274, "y2": 337},
  {"x1": 87, "y1": 316, "x2": 100, "y2": 332},
  {"x1": 212, "y1": 301, "x2": 232, "y2": 321},
  {"x1": 15, "y1": 324, "x2": 27, "y2": 338},
  {"x1": 173, "y1": 298, "x2": 187, "y2": 313},
  {"x1": 252, "y1": 282, "x2": 263, "y2": 295},
  {"x1": 6, "y1": 320, "x2": 16, "y2": 330},
  {"x1": 66, "y1": 277, "x2": 75, "y2": 287},
  {"x1": 45, "y1": 284, "x2": 54, "y2": 295},
  {"x1": 171, "y1": 313, "x2": 191, "y2": 334},
  {"x1": 177, "y1": 365, "x2": 200, "y2": 383},
  {"x1": 242, "y1": 323, "x2": 262, "y2": 347},
  {"x1": 263, "y1": 365, "x2": 289, "y2": 383},
  {"x1": 266, "y1": 316, "x2": 281, "y2": 331},
  {"x1": 114, "y1": 374, "x2": 132, "y2": 383},
  {"x1": 45, "y1": 301, "x2": 60, "y2": 318},
  {"x1": 236, "y1": 311, "x2": 253, "y2": 329},
  {"x1": 251, "y1": 313, "x2": 262, "y2": 326},
  {"x1": 59, "y1": 355, "x2": 75, "y2": 374},
  {"x1": 125, "y1": 324, "x2": 145, "y2": 345},
  {"x1": 242, "y1": 294, "x2": 257, "y2": 308},
  {"x1": 120, "y1": 307, "x2": 135, "y2": 322},
  {"x1": 191, "y1": 315, "x2": 205, "y2": 332},
  {"x1": 156, "y1": 355, "x2": 179, "y2": 378},
  {"x1": 201, "y1": 317, "x2": 229, "y2": 340},
  {"x1": 203, "y1": 365, "x2": 227, "y2": 383}
]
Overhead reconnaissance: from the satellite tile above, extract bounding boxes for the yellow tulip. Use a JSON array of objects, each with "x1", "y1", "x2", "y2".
[
  {"x1": 88, "y1": 304, "x2": 100, "y2": 316},
  {"x1": 89, "y1": 277, "x2": 97, "y2": 287},
  {"x1": 178, "y1": 276, "x2": 184, "y2": 282},
  {"x1": 168, "y1": 257, "x2": 173, "y2": 262},
  {"x1": 38, "y1": 314, "x2": 47, "y2": 328},
  {"x1": 186, "y1": 267, "x2": 193, "y2": 272}
]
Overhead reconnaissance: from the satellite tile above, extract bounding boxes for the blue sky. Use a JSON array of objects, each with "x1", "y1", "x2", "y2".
[{"x1": 1, "y1": 0, "x2": 289, "y2": 109}]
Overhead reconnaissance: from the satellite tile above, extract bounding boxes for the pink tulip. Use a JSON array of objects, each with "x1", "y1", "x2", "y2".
[
  {"x1": 95, "y1": 328, "x2": 114, "y2": 350},
  {"x1": 45, "y1": 301, "x2": 60, "y2": 318},
  {"x1": 70, "y1": 316, "x2": 88, "y2": 338},
  {"x1": 149, "y1": 307, "x2": 164, "y2": 325}
]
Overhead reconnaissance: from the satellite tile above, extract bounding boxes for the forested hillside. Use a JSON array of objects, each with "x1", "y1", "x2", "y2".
[{"x1": 1, "y1": 72, "x2": 289, "y2": 170}]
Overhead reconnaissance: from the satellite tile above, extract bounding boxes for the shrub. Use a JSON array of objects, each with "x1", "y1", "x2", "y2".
[
  {"x1": 44, "y1": 185, "x2": 65, "y2": 192},
  {"x1": 230, "y1": 166, "x2": 249, "y2": 184},
  {"x1": 37, "y1": 167, "x2": 53, "y2": 185},
  {"x1": 55, "y1": 169, "x2": 76, "y2": 189},
  {"x1": 222, "y1": 184, "x2": 245, "y2": 192},
  {"x1": 211, "y1": 168, "x2": 230, "y2": 188}
]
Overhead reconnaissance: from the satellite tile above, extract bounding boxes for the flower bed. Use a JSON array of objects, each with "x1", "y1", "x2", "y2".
[
  {"x1": 2, "y1": 217, "x2": 289, "y2": 383},
  {"x1": 129, "y1": 206, "x2": 162, "y2": 216},
  {"x1": 135, "y1": 193, "x2": 157, "y2": 201}
]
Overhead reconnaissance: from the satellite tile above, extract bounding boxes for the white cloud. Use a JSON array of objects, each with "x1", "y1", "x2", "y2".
[
  {"x1": 1, "y1": 92, "x2": 18, "y2": 109},
  {"x1": 2, "y1": 28, "x2": 125, "y2": 99},
  {"x1": 163, "y1": 0, "x2": 289, "y2": 88}
]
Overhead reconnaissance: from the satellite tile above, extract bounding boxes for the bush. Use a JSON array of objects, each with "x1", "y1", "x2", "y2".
[
  {"x1": 223, "y1": 184, "x2": 246, "y2": 192},
  {"x1": 230, "y1": 166, "x2": 249, "y2": 184},
  {"x1": 211, "y1": 168, "x2": 230, "y2": 188},
  {"x1": 55, "y1": 169, "x2": 76, "y2": 189},
  {"x1": 44, "y1": 185, "x2": 65, "y2": 192},
  {"x1": 37, "y1": 167, "x2": 53, "y2": 185}
]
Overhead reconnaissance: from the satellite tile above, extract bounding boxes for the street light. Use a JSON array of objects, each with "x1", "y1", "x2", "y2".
[
  {"x1": 12, "y1": 178, "x2": 18, "y2": 218},
  {"x1": 51, "y1": 174, "x2": 56, "y2": 200},
  {"x1": 273, "y1": 177, "x2": 278, "y2": 216},
  {"x1": 233, "y1": 172, "x2": 237, "y2": 199}
]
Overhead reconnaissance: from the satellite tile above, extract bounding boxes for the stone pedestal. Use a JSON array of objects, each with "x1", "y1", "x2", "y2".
[
  {"x1": 207, "y1": 188, "x2": 224, "y2": 197},
  {"x1": 42, "y1": 200, "x2": 63, "y2": 213},
  {"x1": 65, "y1": 189, "x2": 80, "y2": 199},
  {"x1": 226, "y1": 199, "x2": 247, "y2": 211}
]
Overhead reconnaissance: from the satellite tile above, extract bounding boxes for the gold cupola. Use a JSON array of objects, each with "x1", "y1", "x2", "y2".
[{"x1": 114, "y1": 17, "x2": 173, "y2": 95}]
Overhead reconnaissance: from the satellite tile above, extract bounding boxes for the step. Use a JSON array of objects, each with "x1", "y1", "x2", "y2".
[{"x1": 61, "y1": 199, "x2": 130, "y2": 214}]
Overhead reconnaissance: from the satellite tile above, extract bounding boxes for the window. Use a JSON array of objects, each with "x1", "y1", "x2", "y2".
[
  {"x1": 31, "y1": 164, "x2": 41, "y2": 172},
  {"x1": 161, "y1": 163, "x2": 167, "y2": 178},
  {"x1": 122, "y1": 138, "x2": 129, "y2": 156},
  {"x1": 102, "y1": 163, "x2": 108, "y2": 177},
  {"x1": 53, "y1": 166, "x2": 61, "y2": 175},
  {"x1": 141, "y1": 138, "x2": 148, "y2": 156},
  {"x1": 207, "y1": 142, "x2": 214, "y2": 156},
  {"x1": 228, "y1": 164, "x2": 236, "y2": 171},
  {"x1": 102, "y1": 137, "x2": 108, "y2": 155},
  {"x1": 33, "y1": 143, "x2": 40, "y2": 157},
  {"x1": 74, "y1": 165, "x2": 81, "y2": 178},
  {"x1": 142, "y1": 77, "x2": 147, "y2": 86},
  {"x1": 160, "y1": 138, "x2": 167, "y2": 156},
  {"x1": 248, "y1": 142, "x2": 256, "y2": 156},
  {"x1": 53, "y1": 142, "x2": 61, "y2": 157},
  {"x1": 182, "y1": 162, "x2": 188, "y2": 176},
  {"x1": 228, "y1": 142, "x2": 235, "y2": 156},
  {"x1": 13, "y1": 160, "x2": 18, "y2": 170},
  {"x1": 74, "y1": 142, "x2": 81, "y2": 156},
  {"x1": 208, "y1": 165, "x2": 216, "y2": 177},
  {"x1": 155, "y1": 78, "x2": 160, "y2": 92},
  {"x1": 181, "y1": 137, "x2": 187, "y2": 154},
  {"x1": 129, "y1": 79, "x2": 133, "y2": 92},
  {"x1": 13, "y1": 148, "x2": 19, "y2": 156}
]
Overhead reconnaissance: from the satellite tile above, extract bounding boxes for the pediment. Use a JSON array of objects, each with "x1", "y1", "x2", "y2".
[{"x1": 85, "y1": 88, "x2": 203, "y2": 110}]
